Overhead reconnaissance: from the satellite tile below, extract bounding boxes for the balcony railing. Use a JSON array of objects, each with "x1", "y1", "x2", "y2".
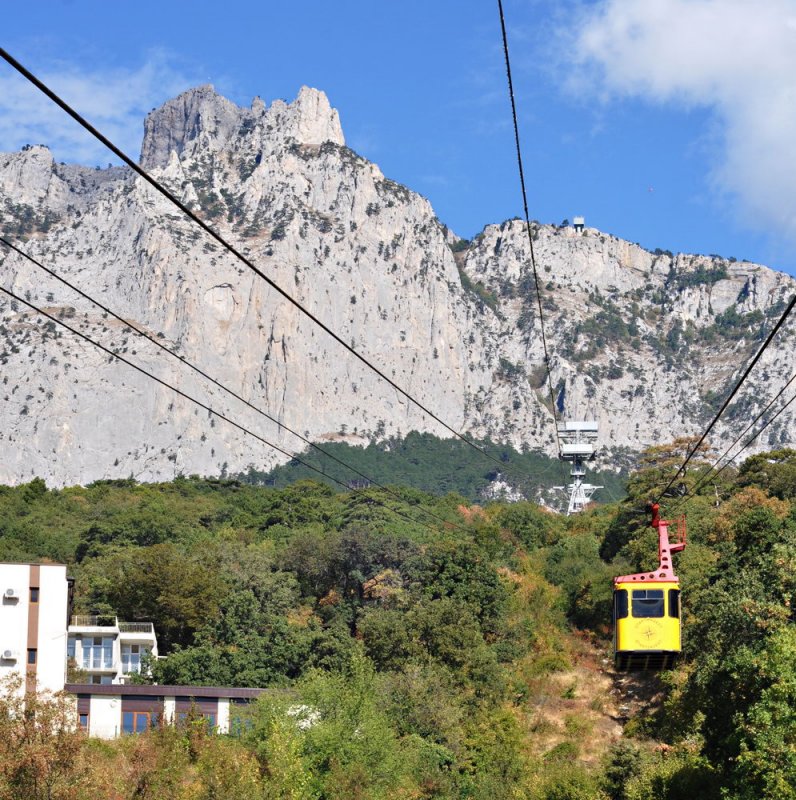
[
  {"x1": 119, "y1": 622, "x2": 155, "y2": 634},
  {"x1": 70, "y1": 615, "x2": 118, "y2": 628},
  {"x1": 70, "y1": 617, "x2": 155, "y2": 635}
]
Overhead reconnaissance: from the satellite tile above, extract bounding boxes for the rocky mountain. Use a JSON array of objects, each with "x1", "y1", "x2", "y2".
[{"x1": 0, "y1": 85, "x2": 794, "y2": 487}]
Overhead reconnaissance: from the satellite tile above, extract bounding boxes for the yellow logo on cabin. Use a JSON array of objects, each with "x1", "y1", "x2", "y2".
[{"x1": 633, "y1": 619, "x2": 664, "y2": 649}]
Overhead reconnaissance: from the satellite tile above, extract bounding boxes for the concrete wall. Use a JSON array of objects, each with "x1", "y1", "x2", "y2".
[
  {"x1": 0, "y1": 564, "x2": 31, "y2": 696},
  {"x1": 37, "y1": 565, "x2": 68, "y2": 693},
  {"x1": 0, "y1": 563, "x2": 68, "y2": 697},
  {"x1": 217, "y1": 698, "x2": 230, "y2": 733},
  {"x1": 89, "y1": 695, "x2": 121, "y2": 739}
]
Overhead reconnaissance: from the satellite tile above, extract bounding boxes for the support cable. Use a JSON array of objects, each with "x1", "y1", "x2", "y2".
[
  {"x1": 0, "y1": 47, "x2": 508, "y2": 472},
  {"x1": 0, "y1": 284, "x2": 461, "y2": 536},
  {"x1": 672, "y1": 375, "x2": 796, "y2": 511},
  {"x1": 656, "y1": 293, "x2": 796, "y2": 503},
  {"x1": 0, "y1": 235, "x2": 467, "y2": 533},
  {"x1": 496, "y1": 0, "x2": 562, "y2": 457}
]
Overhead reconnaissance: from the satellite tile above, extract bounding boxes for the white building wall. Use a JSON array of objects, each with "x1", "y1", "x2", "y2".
[
  {"x1": 0, "y1": 563, "x2": 68, "y2": 697},
  {"x1": 217, "y1": 698, "x2": 230, "y2": 734},
  {"x1": 0, "y1": 564, "x2": 31, "y2": 697},
  {"x1": 37, "y1": 565, "x2": 68, "y2": 694},
  {"x1": 89, "y1": 695, "x2": 121, "y2": 739},
  {"x1": 163, "y1": 696, "x2": 176, "y2": 724}
]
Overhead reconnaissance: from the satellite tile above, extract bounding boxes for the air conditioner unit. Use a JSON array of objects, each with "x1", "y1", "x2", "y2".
[
  {"x1": 1, "y1": 649, "x2": 19, "y2": 661},
  {"x1": 3, "y1": 588, "x2": 18, "y2": 600}
]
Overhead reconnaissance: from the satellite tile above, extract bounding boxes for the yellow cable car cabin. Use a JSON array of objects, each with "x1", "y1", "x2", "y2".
[{"x1": 613, "y1": 504, "x2": 686, "y2": 671}]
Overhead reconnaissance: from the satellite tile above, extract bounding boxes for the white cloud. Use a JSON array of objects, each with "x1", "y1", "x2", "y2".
[
  {"x1": 0, "y1": 51, "x2": 197, "y2": 165},
  {"x1": 565, "y1": 0, "x2": 796, "y2": 241}
]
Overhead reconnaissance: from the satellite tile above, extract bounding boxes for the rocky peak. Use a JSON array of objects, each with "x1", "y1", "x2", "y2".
[
  {"x1": 0, "y1": 145, "x2": 55, "y2": 205},
  {"x1": 140, "y1": 85, "x2": 344, "y2": 171},
  {"x1": 264, "y1": 86, "x2": 345, "y2": 147},
  {"x1": 140, "y1": 85, "x2": 246, "y2": 169}
]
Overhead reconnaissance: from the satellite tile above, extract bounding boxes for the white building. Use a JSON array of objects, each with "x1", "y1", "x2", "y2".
[
  {"x1": 0, "y1": 562, "x2": 71, "y2": 697},
  {"x1": 1, "y1": 564, "x2": 262, "y2": 738},
  {"x1": 66, "y1": 683, "x2": 264, "y2": 737},
  {"x1": 68, "y1": 616, "x2": 158, "y2": 685}
]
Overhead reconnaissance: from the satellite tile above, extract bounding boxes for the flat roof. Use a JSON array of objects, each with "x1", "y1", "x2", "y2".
[{"x1": 65, "y1": 683, "x2": 266, "y2": 699}]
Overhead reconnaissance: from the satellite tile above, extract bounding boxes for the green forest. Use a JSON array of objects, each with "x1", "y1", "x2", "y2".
[
  {"x1": 1, "y1": 442, "x2": 795, "y2": 799},
  {"x1": 236, "y1": 431, "x2": 628, "y2": 502}
]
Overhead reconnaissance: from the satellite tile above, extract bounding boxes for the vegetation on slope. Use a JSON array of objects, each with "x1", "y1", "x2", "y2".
[
  {"x1": 237, "y1": 431, "x2": 627, "y2": 504},
  {"x1": 0, "y1": 445, "x2": 795, "y2": 798}
]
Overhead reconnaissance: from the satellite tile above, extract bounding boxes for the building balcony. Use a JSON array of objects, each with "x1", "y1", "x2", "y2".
[
  {"x1": 119, "y1": 625, "x2": 157, "y2": 649},
  {"x1": 118, "y1": 622, "x2": 154, "y2": 634},
  {"x1": 70, "y1": 615, "x2": 120, "y2": 633}
]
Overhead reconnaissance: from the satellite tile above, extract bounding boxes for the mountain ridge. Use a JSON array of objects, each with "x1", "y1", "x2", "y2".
[{"x1": 0, "y1": 84, "x2": 794, "y2": 487}]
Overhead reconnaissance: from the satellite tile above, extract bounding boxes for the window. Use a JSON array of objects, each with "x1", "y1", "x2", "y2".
[
  {"x1": 77, "y1": 694, "x2": 90, "y2": 730},
  {"x1": 90, "y1": 675, "x2": 112, "y2": 685},
  {"x1": 66, "y1": 638, "x2": 76, "y2": 661},
  {"x1": 668, "y1": 589, "x2": 680, "y2": 618},
  {"x1": 230, "y1": 700, "x2": 253, "y2": 736},
  {"x1": 614, "y1": 589, "x2": 628, "y2": 619},
  {"x1": 177, "y1": 711, "x2": 217, "y2": 731},
  {"x1": 176, "y1": 697, "x2": 218, "y2": 732},
  {"x1": 631, "y1": 589, "x2": 664, "y2": 618},
  {"x1": 121, "y1": 644, "x2": 148, "y2": 675},
  {"x1": 122, "y1": 711, "x2": 157, "y2": 735},
  {"x1": 82, "y1": 636, "x2": 113, "y2": 670},
  {"x1": 27, "y1": 649, "x2": 37, "y2": 665},
  {"x1": 29, "y1": 587, "x2": 39, "y2": 603}
]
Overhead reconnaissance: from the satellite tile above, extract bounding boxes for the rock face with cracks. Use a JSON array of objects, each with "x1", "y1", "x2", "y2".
[{"x1": 0, "y1": 85, "x2": 793, "y2": 487}]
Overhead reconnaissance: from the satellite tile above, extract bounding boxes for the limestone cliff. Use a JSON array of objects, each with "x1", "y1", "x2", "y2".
[{"x1": 0, "y1": 85, "x2": 793, "y2": 487}]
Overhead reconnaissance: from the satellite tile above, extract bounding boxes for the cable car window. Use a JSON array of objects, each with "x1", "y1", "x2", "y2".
[
  {"x1": 614, "y1": 589, "x2": 628, "y2": 619},
  {"x1": 668, "y1": 589, "x2": 680, "y2": 618},
  {"x1": 631, "y1": 589, "x2": 664, "y2": 618}
]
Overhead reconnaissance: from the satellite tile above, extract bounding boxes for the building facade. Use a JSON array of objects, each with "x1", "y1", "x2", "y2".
[
  {"x1": 0, "y1": 562, "x2": 72, "y2": 696},
  {"x1": 65, "y1": 683, "x2": 264, "y2": 737},
  {"x1": 68, "y1": 616, "x2": 158, "y2": 685},
  {"x1": 1, "y1": 564, "x2": 264, "y2": 739}
]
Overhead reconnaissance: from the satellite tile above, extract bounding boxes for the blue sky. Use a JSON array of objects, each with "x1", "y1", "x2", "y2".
[{"x1": 2, "y1": 0, "x2": 795, "y2": 276}]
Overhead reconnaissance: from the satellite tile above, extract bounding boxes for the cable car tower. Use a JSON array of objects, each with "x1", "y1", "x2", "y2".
[{"x1": 555, "y1": 421, "x2": 602, "y2": 515}]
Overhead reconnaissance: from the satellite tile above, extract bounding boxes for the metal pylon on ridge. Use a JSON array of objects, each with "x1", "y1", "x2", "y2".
[{"x1": 554, "y1": 421, "x2": 602, "y2": 515}]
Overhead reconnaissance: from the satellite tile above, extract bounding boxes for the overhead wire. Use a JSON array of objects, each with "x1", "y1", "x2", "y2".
[
  {"x1": 655, "y1": 293, "x2": 796, "y2": 503},
  {"x1": 705, "y1": 390, "x2": 796, "y2": 483},
  {"x1": 496, "y1": 0, "x2": 562, "y2": 458},
  {"x1": 671, "y1": 372, "x2": 796, "y2": 511},
  {"x1": 496, "y1": 1, "x2": 796, "y2": 513},
  {"x1": 0, "y1": 235, "x2": 469, "y2": 533},
  {"x1": 0, "y1": 283, "x2": 463, "y2": 536},
  {"x1": 0, "y1": 46, "x2": 510, "y2": 474},
  {"x1": 681, "y1": 371, "x2": 796, "y2": 500}
]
